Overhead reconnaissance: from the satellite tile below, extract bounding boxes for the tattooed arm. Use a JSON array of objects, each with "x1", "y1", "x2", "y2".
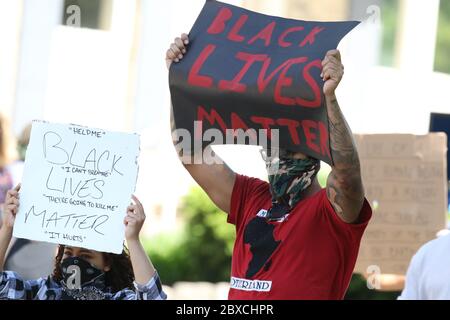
[{"x1": 322, "y1": 50, "x2": 364, "y2": 224}]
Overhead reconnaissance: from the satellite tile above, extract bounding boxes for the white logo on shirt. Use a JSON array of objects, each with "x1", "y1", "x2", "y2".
[
  {"x1": 256, "y1": 209, "x2": 268, "y2": 218},
  {"x1": 256, "y1": 209, "x2": 289, "y2": 222},
  {"x1": 230, "y1": 277, "x2": 272, "y2": 292}
]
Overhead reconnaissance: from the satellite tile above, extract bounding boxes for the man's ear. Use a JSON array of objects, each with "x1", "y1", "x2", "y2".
[{"x1": 104, "y1": 265, "x2": 111, "y2": 272}]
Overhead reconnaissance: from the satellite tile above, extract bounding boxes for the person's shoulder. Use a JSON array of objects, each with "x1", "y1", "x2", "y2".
[
  {"x1": 229, "y1": 174, "x2": 270, "y2": 225},
  {"x1": 1, "y1": 271, "x2": 57, "y2": 288},
  {"x1": 301, "y1": 187, "x2": 327, "y2": 204},
  {"x1": 289, "y1": 188, "x2": 326, "y2": 214},
  {"x1": 234, "y1": 173, "x2": 269, "y2": 196},
  {"x1": 423, "y1": 232, "x2": 450, "y2": 250},
  {"x1": 235, "y1": 173, "x2": 268, "y2": 186},
  {"x1": 44, "y1": 274, "x2": 60, "y2": 286},
  {"x1": 27, "y1": 274, "x2": 60, "y2": 290},
  {"x1": 414, "y1": 232, "x2": 450, "y2": 260},
  {"x1": 109, "y1": 287, "x2": 136, "y2": 300}
]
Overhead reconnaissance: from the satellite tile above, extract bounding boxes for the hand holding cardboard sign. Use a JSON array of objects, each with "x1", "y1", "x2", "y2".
[
  {"x1": 0, "y1": 185, "x2": 20, "y2": 272},
  {"x1": 2, "y1": 184, "x2": 21, "y2": 230},
  {"x1": 124, "y1": 195, "x2": 146, "y2": 241},
  {"x1": 166, "y1": 33, "x2": 189, "y2": 69},
  {"x1": 321, "y1": 49, "x2": 344, "y2": 97}
]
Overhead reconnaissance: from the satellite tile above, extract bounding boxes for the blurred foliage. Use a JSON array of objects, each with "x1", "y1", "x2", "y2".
[
  {"x1": 143, "y1": 187, "x2": 234, "y2": 285},
  {"x1": 435, "y1": 0, "x2": 450, "y2": 73},
  {"x1": 380, "y1": 0, "x2": 450, "y2": 74},
  {"x1": 345, "y1": 274, "x2": 401, "y2": 300},
  {"x1": 317, "y1": 163, "x2": 331, "y2": 188},
  {"x1": 380, "y1": 0, "x2": 399, "y2": 67}
]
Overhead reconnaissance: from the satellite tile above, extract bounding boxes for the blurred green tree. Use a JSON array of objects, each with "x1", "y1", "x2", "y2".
[
  {"x1": 435, "y1": 0, "x2": 450, "y2": 73},
  {"x1": 380, "y1": 0, "x2": 450, "y2": 74},
  {"x1": 345, "y1": 274, "x2": 401, "y2": 300},
  {"x1": 380, "y1": 0, "x2": 399, "y2": 67}
]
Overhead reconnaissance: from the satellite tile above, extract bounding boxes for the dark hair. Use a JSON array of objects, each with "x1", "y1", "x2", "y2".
[{"x1": 52, "y1": 245, "x2": 135, "y2": 292}]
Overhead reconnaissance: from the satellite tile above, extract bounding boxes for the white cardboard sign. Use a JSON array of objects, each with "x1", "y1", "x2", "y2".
[{"x1": 13, "y1": 121, "x2": 140, "y2": 254}]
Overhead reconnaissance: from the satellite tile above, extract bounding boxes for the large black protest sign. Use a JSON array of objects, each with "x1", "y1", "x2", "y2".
[{"x1": 169, "y1": 0, "x2": 359, "y2": 164}]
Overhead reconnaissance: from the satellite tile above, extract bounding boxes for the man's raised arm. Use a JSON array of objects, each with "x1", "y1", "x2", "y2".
[
  {"x1": 322, "y1": 49, "x2": 365, "y2": 224},
  {"x1": 166, "y1": 33, "x2": 236, "y2": 214}
]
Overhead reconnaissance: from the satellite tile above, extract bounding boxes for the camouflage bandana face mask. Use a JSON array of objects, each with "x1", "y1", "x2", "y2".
[{"x1": 266, "y1": 153, "x2": 320, "y2": 219}]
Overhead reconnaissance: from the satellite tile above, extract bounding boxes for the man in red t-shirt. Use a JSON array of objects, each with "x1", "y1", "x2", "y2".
[{"x1": 166, "y1": 33, "x2": 372, "y2": 300}]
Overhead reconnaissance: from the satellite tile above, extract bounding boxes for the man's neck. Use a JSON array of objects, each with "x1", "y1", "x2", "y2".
[{"x1": 302, "y1": 178, "x2": 322, "y2": 199}]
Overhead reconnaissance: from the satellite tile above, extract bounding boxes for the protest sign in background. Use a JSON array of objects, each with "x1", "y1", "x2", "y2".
[
  {"x1": 13, "y1": 121, "x2": 140, "y2": 254},
  {"x1": 354, "y1": 134, "x2": 448, "y2": 275},
  {"x1": 169, "y1": 0, "x2": 359, "y2": 164}
]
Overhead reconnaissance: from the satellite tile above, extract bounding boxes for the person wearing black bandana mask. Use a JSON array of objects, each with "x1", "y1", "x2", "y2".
[
  {"x1": 167, "y1": 34, "x2": 372, "y2": 300},
  {"x1": 0, "y1": 188, "x2": 167, "y2": 300},
  {"x1": 59, "y1": 252, "x2": 109, "y2": 300}
]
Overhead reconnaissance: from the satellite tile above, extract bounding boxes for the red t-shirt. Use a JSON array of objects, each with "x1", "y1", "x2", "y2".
[{"x1": 227, "y1": 174, "x2": 372, "y2": 300}]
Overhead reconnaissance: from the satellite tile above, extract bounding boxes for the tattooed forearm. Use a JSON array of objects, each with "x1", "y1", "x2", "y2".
[
  {"x1": 327, "y1": 97, "x2": 360, "y2": 168},
  {"x1": 326, "y1": 95, "x2": 364, "y2": 223}
]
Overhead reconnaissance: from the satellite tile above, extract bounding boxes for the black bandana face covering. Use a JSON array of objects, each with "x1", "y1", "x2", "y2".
[{"x1": 60, "y1": 256, "x2": 107, "y2": 300}]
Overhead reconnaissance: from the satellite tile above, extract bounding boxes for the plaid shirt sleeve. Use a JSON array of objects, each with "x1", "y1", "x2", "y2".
[
  {"x1": 111, "y1": 270, "x2": 167, "y2": 300},
  {"x1": 0, "y1": 271, "x2": 47, "y2": 300}
]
